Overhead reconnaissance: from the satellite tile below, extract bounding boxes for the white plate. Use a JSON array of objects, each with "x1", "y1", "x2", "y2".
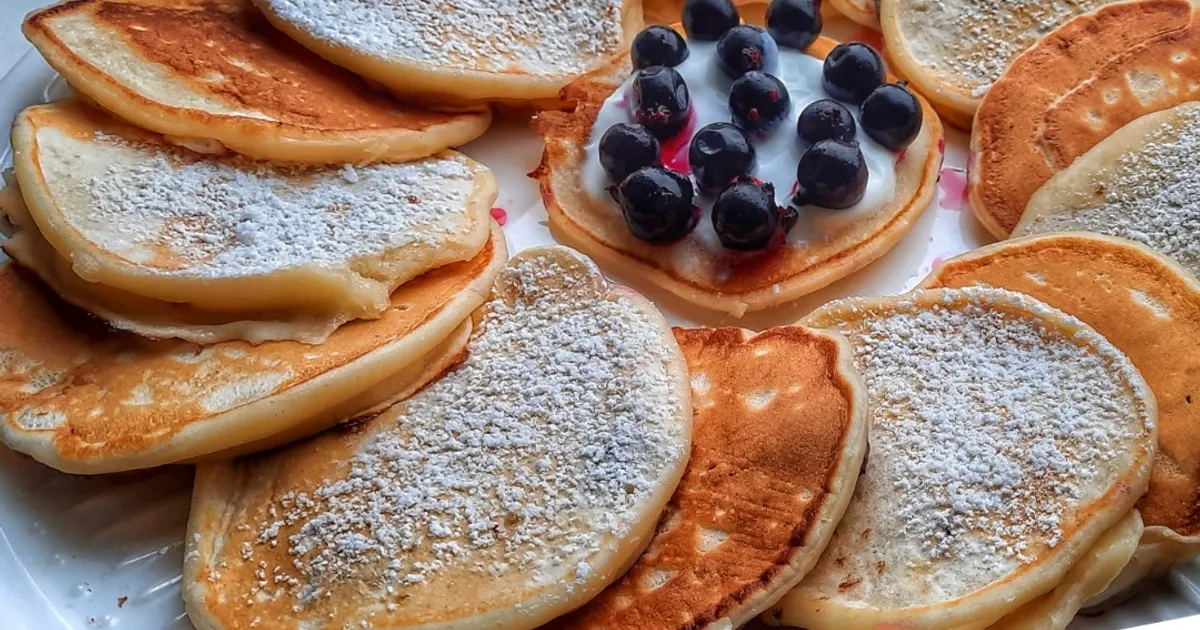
[{"x1": 0, "y1": 43, "x2": 1198, "y2": 630}]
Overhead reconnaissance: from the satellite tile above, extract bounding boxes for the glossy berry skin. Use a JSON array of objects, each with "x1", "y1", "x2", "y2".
[
  {"x1": 822, "y1": 42, "x2": 886, "y2": 105},
  {"x1": 766, "y1": 0, "x2": 822, "y2": 50},
  {"x1": 682, "y1": 0, "x2": 740, "y2": 41},
  {"x1": 716, "y1": 25, "x2": 777, "y2": 79},
  {"x1": 797, "y1": 99, "x2": 856, "y2": 144},
  {"x1": 689, "y1": 122, "x2": 756, "y2": 195},
  {"x1": 599, "y1": 123, "x2": 661, "y2": 183},
  {"x1": 729, "y1": 71, "x2": 791, "y2": 134},
  {"x1": 633, "y1": 66, "x2": 692, "y2": 139},
  {"x1": 632, "y1": 26, "x2": 690, "y2": 69},
  {"x1": 860, "y1": 83, "x2": 923, "y2": 151},
  {"x1": 712, "y1": 178, "x2": 782, "y2": 251},
  {"x1": 617, "y1": 166, "x2": 700, "y2": 243},
  {"x1": 794, "y1": 140, "x2": 869, "y2": 209}
]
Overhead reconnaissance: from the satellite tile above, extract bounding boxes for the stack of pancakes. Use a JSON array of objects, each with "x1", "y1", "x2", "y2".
[{"x1": 1, "y1": 1, "x2": 1198, "y2": 629}]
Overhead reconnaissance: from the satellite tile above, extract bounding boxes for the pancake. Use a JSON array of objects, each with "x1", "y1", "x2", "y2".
[
  {"x1": 533, "y1": 34, "x2": 943, "y2": 317},
  {"x1": 768, "y1": 287, "x2": 1157, "y2": 630},
  {"x1": 546, "y1": 325, "x2": 867, "y2": 629},
  {"x1": 968, "y1": 0, "x2": 1200, "y2": 238},
  {"x1": 23, "y1": 0, "x2": 491, "y2": 163},
  {"x1": 880, "y1": 0, "x2": 1123, "y2": 130},
  {"x1": 252, "y1": 0, "x2": 642, "y2": 109},
  {"x1": 1015, "y1": 103, "x2": 1200, "y2": 279},
  {"x1": 987, "y1": 511, "x2": 1143, "y2": 630},
  {"x1": 9, "y1": 100, "x2": 495, "y2": 342},
  {"x1": 0, "y1": 223, "x2": 506, "y2": 474},
  {"x1": 921, "y1": 233, "x2": 1200, "y2": 602},
  {"x1": 184, "y1": 246, "x2": 692, "y2": 630}
]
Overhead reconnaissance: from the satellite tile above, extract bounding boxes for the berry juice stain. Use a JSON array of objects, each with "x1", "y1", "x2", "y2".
[
  {"x1": 937, "y1": 167, "x2": 968, "y2": 211},
  {"x1": 489, "y1": 207, "x2": 508, "y2": 226}
]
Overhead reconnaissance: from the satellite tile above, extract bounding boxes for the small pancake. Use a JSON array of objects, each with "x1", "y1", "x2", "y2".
[
  {"x1": 252, "y1": 0, "x2": 642, "y2": 109},
  {"x1": 769, "y1": 287, "x2": 1156, "y2": 630},
  {"x1": 533, "y1": 34, "x2": 943, "y2": 317},
  {"x1": 23, "y1": 0, "x2": 491, "y2": 163},
  {"x1": 545, "y1": 326, "x2": 867, "y2": 629},
  {"x1": 0, "y1": 223, "x2": 506, "y2": 474},
  {"x1": 185, "y1": 246, "x2": 692, "y2": 630},
  {"x1": 969, "y1": 0, "x2": 1200, "y2": 238},
  {"x1": 921, "y1": 233, "x2": 1200, "y2": 600},
  {"x1": 9, "y1": 100, "x2": 495, "y2": 342},
  {"x1": 1015, "y1": 103, "x2": 1200, "y2": 279},
  {"x1": 880, "y1": 0, "x2": 1123, "y2": 130},
  {"x1": 987, "y1": 511, "x2": 1143, "y2": 630}
]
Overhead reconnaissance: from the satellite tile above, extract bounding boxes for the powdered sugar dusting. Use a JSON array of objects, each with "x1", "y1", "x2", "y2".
[
  {"x1": 241, "y1": 251, "x2": 687, "y2": 609},
  {"x1": 1022, "y1": 105, "x2": 1200, "y2": 277},
  {"x1": 805, "y1": 288, "x2": 1151, "y2": 606},
  {"x1": 262, "y1": 0, "x2": 627, "y2": 76},
  {"x1": 65, "y1": 130, "x2": 481, "y2": 279},
  {"x1": 900, "y1": 0, "x2": 1112, "y2": 92}
]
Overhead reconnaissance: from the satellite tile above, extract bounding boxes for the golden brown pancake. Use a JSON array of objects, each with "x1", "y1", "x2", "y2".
[
  {"x1": 772, "y1": 287, "x2": 1156, "y2": 630},
  {"x1": 544, "y1": 326, "x2": 867, "y2": 629},
  {"x1": 185, "y1": 246, "x2": 693, "y2": 630},
  {"x1": 969, "y1": 0, "x2": 1200, "y2": 238},
  {"x1": 7, "y1": 100, "x2": 496, "y2": 343},
  {"x1": 921, "y1": 233, "x2": 1200, "y2": 591},
  {"x1": 0, "y1": 229, "x2": 506, "y2": 474},
  {"x1": 532, "y1": 34, "x2": 943, "y2": 316},
  {"x1": 23, "y1": 0, "x2": 491, "y2": 163}
]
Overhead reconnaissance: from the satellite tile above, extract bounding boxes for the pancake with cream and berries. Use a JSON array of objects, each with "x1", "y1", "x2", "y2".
[{"x1": 534, "y1": 0, "x2": 942, "y2": 316}]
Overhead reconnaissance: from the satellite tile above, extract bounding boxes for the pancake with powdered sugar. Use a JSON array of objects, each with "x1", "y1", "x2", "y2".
[
  {"x1": 253, "y1": 0, "x2": 642, "y2": 107},
  {"x1": 185, "y1": 246, "x2": 693, "y2": 630},
  {"x1": 766, "y1": 287, "x2": 1156, "y2": 630},
  {"x1": 6, "y1": 100, "x2": 495, "y2": 343}
]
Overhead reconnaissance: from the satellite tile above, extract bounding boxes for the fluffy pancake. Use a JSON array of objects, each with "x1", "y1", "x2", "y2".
[
  {"x1": 769, "y1": 287, "x2": 1157, "y2": 630},
  {"x1": 185, "y1": 246, "x2": 692, "y2": 630},
  {"x1": 968, "y1": 0, "x2": 1200, "y2": 238},
  {"x1": 546, "y1": 325, "x2": 867, "y2": 629},
  {"x1": 880, "y1": 0, "x2": 1123, "y2": 130},
  {"x1": 921, "y1": 233, "x2": 1200, "y2": 601},
  {"x1": 9, "y1": 100, "x2": 495, "y2": 343},
  {"x1": 23, "y1": 0, "x2": 491, "y2": 163},
  {"x1": 252, "y1": 0, "x2": 642, "y2": 109},
  {"x1": 1015, "y1": 103, "x2": 1200, "y2": 279},
  {"x1": 0, "y1": 223, "x2": 506, "y2": 474},
  {"x1": 533, "y1": 35, "x2": 943, "y2": 317}
]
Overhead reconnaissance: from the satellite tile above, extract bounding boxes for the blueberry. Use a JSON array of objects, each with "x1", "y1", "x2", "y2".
[
  {"x1": 822, "y1": 42, "x2": 885, "y2": 105},
  {"x1": 633, "y1": 66, "x2": 692, "y2": 139},
  {"x1": 599, "y1": 123, "x2": 661, "y2": 183},
  {"x1": 729, "y1": 71, "x2": 791, "y2": 133},
  {"x1": 797, "y1": 99, "x2": 856, "y2": 144},
  {"x1": 689, "y1": 122, "x2": 756, "y2": 195},
  {"x1": 860, "y1": 83, "x2": 923, "y2": 151},
  {"x1": 632, "y1": 26, "x2": 690, "y2": 69},
  {"x1": 683, "y1": 0, "x2": 740, "y2": 41},
  {"x1": 793, "y1": 140, "x2": 869, "y2": 209},
  {"x1": 617, "y1": 166, "x2": 700, "y2": 243},
  {"x1": 712, "y1": 178, "x2": 784, "y2": 251},
  {"x1": 716, "y1": 25, "x2": 776, "y2": 79},
  {"x1": 766, "y1": 0, "x2": 822, "y2": 50}
]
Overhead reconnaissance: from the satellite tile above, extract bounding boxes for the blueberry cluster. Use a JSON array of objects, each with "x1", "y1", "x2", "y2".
[{"x1": 600, "y1": 0, "x2": 921, "y2": 252}]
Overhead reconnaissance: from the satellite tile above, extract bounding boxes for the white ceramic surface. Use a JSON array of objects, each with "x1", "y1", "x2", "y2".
[{"x1": 1, "y1": 38, "x2": 1198, "y2": 630}]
